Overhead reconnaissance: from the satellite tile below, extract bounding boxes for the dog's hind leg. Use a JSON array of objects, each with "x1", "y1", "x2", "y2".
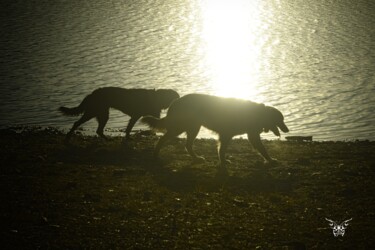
[
  {"x1": 96, "y1": 109, "x2": 109, "y2": 140},
  {"x1": 154, "y1": 129, "x2": 183, "y2": 158},
  {"x1": 124, "y1": 116, "x2": 140, "y2": 140},
  {"x1": 218, "y1": 134, "x2": 232, "y2": 166},
  {"x1": 186, "y1": 125, "x2": 205, "y2": 163},
  {"x1": 66, "y1": 113, "x2": 94, "y2": 142}
]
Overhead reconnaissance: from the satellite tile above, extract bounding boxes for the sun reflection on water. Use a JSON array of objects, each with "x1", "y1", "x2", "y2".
[{"x1": 201, "y1": 0, "x2": 265, "y2": 101}]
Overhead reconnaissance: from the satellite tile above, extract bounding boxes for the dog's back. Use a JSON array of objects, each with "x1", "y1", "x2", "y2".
[
  {"x1": 83, "y1": 87, "x2": 178, "y2": 116},
  {"x1": 90, "y1": 88, "x2": 153, "y2": 113},
  {"x1": 165, "y1": 94, "x2": 263, "y2": 134}
]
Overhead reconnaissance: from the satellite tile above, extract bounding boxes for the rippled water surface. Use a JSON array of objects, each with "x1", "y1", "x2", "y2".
[{"x1": 1, "y1": 0, "x2": 374, "y2": 140}]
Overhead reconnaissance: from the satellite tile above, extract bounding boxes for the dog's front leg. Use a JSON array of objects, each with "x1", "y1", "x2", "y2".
[
  {"x1": 247, "y1": 133, "x2": 275, "y2": 163},
  {"x1": 124, "y1": 116, "x2": 140, "y2": 140}
]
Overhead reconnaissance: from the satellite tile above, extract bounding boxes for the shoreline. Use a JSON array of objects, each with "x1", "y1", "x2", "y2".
[
  {"x1": 1, "y1": 125, "x2": 374, "y2": 142},
  {"x1": 1, "y1": 127, "x2": 374, "y2": 248}
]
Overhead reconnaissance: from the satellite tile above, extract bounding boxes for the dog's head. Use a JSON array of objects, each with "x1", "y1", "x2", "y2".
[
  {"x1": 156, "y1": 89, "x2": 180, "y2": 109},
  {"x1": 261, "y1": 106, "x2": 289, "y2": 137}
]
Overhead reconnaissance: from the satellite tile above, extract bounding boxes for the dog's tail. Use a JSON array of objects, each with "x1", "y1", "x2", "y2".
[
  {"x1": 142, "y1": 116, "x2": 168, "y2": 132},
  {"x1": 59, "y1": 94, "x2": 91, "y2": 116}
]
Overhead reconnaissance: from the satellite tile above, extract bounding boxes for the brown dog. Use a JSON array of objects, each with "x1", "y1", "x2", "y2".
[
  {"x1": 59, "y1": 87, "x2": 179, "y2": 141},
  {"x1": 142, "y1": 93, "x2": 289, "y2": 165}
]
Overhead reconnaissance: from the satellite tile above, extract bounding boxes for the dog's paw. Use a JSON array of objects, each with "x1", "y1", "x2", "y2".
[
  {"x1": 216, "y1": 166, "x2": 229, "y2": 177},
  {"x1": 222, "y1": 159, "x2": 232, "y2": 165},
  {"x1": 153, "y1": 152, "x2": 160, "y2": 159},
  {"x1": 123, "y1": 136, "x2": 134, "y2": 142},
  {"x1": 264, "y1": 158, "x2": 278, "y2": 166},
  {"x1": 63, "y1": 137, "x2": 74, "y2": 146},
  {"x1": 192, "y1": 156, "x2": 206, "y2": 164},
  {"x1": 217, "y1": 158, "x2": 232, "y2": 168}
]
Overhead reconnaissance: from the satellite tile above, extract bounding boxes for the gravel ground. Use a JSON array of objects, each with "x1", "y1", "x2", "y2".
[{"x1": 1, "y1": 127, "x2": 374, "y2": 249}]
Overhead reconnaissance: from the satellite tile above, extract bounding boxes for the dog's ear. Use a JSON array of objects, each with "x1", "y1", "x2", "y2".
[
  {"x1": 263, "y1": 106, "x2": 288, "y2": 136},
  {"x1": 260, "y1": 106, "x2": 281, "y2": 136}
]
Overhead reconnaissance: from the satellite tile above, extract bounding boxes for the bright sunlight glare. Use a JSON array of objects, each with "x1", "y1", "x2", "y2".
[{"x1": 201, "y1": 0, "x2": 264, "y2": 100}]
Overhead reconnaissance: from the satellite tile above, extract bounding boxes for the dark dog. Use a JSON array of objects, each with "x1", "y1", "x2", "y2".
[
  {"x1": 142, "y1": 93, "x2": 289, "y2": 165},
  {"x1": 59, "y1": 87, "x2": 179, "y2": 141}
]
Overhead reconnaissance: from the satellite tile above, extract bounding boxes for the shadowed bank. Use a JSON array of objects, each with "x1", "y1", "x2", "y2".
[{"x1": 0, "y1": 127, "x2": 374, "y2": 249}]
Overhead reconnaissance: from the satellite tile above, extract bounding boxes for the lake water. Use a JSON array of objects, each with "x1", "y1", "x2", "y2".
[{"x1": 1, "y1": 0, "x2": 374, "y2": 141}]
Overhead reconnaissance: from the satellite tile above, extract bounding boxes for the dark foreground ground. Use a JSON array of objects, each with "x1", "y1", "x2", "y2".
[{"x1": 0, "y1": 127, "x2": 374, "y2": 249}]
